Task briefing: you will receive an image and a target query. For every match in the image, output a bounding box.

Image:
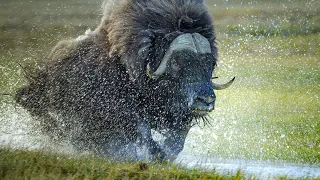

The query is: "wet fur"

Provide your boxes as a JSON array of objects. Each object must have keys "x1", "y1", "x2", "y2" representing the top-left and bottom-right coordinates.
[{"x1": 15, "y1": 0, "x2": 217, "y2": 160}]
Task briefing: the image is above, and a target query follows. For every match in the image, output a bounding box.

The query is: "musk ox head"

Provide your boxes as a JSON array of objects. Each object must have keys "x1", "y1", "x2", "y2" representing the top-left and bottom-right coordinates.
[{"x1": 99, "y1": 0, "x2": 234, "y2": 117}]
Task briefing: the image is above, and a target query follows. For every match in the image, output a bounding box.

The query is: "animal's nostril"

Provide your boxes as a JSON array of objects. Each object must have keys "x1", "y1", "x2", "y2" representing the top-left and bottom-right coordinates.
[{"x1": 197, "y1": 95, "x2": 216, "y2": 104}]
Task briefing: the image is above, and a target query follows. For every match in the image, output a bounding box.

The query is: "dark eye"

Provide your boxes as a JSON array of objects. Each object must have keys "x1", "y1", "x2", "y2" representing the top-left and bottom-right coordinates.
[{"x1": 171, "y1": 59, "x2": 181, "y2": 71}]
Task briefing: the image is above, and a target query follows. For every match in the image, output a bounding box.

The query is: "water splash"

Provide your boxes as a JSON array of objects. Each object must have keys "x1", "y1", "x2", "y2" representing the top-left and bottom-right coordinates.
[
  {"x1": 0, "y1": 102, "x2": 76, "y2": 155},
  {"x1": 1, "y1": 102, "x2": 319, "y2": 179}
]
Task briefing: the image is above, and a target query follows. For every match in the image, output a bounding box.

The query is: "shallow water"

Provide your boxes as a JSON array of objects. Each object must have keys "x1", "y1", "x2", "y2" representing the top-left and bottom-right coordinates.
[
  {"x1": 176, "y1": 154, "x2": 320, "y2": 179},
  {"x1": 1, "y1": 104, "x2": 319, "y2": 179}
]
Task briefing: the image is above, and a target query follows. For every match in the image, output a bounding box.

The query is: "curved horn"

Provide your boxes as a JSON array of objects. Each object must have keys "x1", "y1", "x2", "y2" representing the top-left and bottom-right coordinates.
[
  {"x1": 146, "y1": 63, "x2": 159, "y2": 79},
  {"x1": 192, "y1": 33, "x2": 211, "y2": 54},
  {"x1": 147, "y1": 33, "x2": 196, "y2": 79},
  {"x1": 147, "y1": 33, "x2": 212, "y2": 79},
  {"x1": 212, "y1": 77, "x2": 235, "y2": 90}
]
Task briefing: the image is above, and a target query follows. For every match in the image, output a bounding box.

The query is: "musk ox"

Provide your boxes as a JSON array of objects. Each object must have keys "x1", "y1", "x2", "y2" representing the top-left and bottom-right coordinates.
[{"x1": 15, "y1": 0, "x2": 234, "y2": 161}]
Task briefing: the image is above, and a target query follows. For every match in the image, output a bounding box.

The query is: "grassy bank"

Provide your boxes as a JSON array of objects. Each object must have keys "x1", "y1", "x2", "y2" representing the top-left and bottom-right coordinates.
[
  {"x1": 0, "y1": 0, "x2": 320, "y2": 178},
  {"x1": 0, "y1": 149, "x2": 243, "y2": 179}
]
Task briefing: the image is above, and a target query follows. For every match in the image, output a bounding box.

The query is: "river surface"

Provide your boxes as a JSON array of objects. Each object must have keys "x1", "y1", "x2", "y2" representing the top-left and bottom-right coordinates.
[{"x1": 176, "y1": 153, "x2": 320, "y2": 179}]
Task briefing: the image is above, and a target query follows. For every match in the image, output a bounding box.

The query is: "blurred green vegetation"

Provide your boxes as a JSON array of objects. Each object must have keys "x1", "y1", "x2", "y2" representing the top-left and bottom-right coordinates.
[
  {"x1": 0, "y1": 0, "x2": 319, "y2": 172},
  {"x1": 208, "y1": 0, "x2": 320, "y2": 36}
]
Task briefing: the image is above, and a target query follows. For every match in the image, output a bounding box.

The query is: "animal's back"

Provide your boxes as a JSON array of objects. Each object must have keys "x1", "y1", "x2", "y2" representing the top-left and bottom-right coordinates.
[{"x1": 15, "y1": 32, "x2": 139, "y2": 152}]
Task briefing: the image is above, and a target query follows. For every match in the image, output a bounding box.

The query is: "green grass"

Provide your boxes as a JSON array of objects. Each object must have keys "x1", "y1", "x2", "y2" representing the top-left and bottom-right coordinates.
[
  {"x1": 0, "y1": 0, "x2": 320, "y2": 179},
  {"x1": 0, "y1": 148, "x2": 244, "y2": 180}
]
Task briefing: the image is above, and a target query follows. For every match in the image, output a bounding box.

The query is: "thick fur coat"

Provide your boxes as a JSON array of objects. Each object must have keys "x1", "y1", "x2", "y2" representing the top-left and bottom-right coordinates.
[{"x1": 15, "y1": 0, "x2": 217, "y2": 161}]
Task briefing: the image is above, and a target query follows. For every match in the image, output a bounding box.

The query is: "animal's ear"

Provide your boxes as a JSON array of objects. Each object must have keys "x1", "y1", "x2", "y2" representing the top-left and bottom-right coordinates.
[
  {"x1": 137, "y1": 30, "x2": 154, "y2": 60},
  {"x1": 121, "y1": 29, "x2": 155, "y2": 82}
]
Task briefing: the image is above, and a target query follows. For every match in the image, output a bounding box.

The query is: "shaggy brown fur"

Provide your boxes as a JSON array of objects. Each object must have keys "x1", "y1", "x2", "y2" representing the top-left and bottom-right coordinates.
[{"x1": 15, "y1": 0, "x2": 217, "y2": 161}]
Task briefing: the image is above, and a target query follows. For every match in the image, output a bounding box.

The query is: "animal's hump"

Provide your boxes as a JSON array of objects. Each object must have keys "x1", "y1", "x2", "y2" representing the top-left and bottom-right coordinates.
[
  {"x1": 98, "y1": 0, "x2": 212, "y2": 55},
  {"x1": 101, "y1": 0, "x2": 126, "y2": 19},
  {"x1": 101, "y1": 0, "x2": 205, "y2": 19}
]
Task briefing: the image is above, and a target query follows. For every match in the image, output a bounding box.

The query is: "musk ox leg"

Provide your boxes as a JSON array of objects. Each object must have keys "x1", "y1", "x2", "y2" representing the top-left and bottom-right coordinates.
[
  {"x1": 160, "y1": 126, "x2": 191, "y2": 161},
  {"x1": 136, "y1": 117, "x2": 191, "y2": 162},
  {"x1": 136, "y1": 118, "x2": 166, "y2": 161},
  {"x1": 99, "y1": 117, "x2": 165, "y2": 162},
  {"x1": 102, "y1": 140, "x2": 144, "y2": 162}
]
